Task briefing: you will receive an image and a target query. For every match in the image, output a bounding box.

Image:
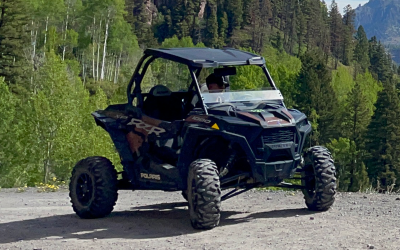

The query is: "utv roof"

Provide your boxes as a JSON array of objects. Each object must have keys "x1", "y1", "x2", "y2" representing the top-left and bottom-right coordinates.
[{"x1": 144, "y1": 48, "x2": 266, "y2": 68}]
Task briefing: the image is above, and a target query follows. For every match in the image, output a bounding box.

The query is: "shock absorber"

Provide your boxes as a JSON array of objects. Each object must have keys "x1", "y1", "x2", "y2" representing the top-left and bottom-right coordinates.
[{"x1": 219, "y1": 147, "x2": 236, "y2": 178}]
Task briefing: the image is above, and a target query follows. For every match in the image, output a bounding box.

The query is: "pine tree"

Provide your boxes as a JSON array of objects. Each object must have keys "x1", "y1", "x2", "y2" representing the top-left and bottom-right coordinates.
[
  {"x1": 351, "y1": 161, "x2": 370, "y2": 192},
  {"x1": 217, "y1": 11, "x2": 228, "y2": 47},
  {"x1": 295, "y1": 49, "x2": 338, "y2": 145},
  {"x1": 0, "y1": 0, "x2": 30, "y2": 86},
  {"x1": 171, "y1": 0, "x2": 190, "y2": 38},
  {"x1": 353, "y1": 25, "x2": 370, "y2": 74},
  {"x1": 132, "y1": 0, "x2": 154, "y2": 45},
  {"x1": 185, "y1": 0, "x2": 201, "y2": 38},
  {"x1": 203, "y1": 0, "x2": 218, "y2": 47},
  {"x1": 369, "y1": 38, "x2": 392, "y2": 83},
  {"x1": 226, "y1": 0, "x2": 243, "y2": 39},
  {"x1": 341, "y1": 5, "x2": 355, "y2": 66},
  {"x1": 304, "y1": 0, "x2": 328, "y2": 53},
  {"x1": 155, "y1": 7, "x2": 173, "y2": 43},
  {"x1": 343, "y1": 81, "x2": 372, "y2": 192},
  {"x1": 344, "y1": 81, "x2": 371, "y2": 146},
  {"x1": 245, "y1": 0, "x2": 272, "y2": 53},
  {"x1": 365, "y1": 82, "x2": 400, "y2": 188},
  {"x1": 295, "y1": 0, "x2": 306, "y2": 56},
  {"x1": 329, "y1": 0, "x2": 343, "y2": 69},
  {"x1": 283, "y1": 0, "x2": 298, "y2": 55}
]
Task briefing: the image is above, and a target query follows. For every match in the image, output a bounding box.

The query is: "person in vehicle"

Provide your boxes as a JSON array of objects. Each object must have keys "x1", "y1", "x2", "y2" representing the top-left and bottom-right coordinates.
[
  {"x1": 205, "y1": 73, "x2": 225, "y2": 93},
  {"x1": 191, "y1": 73, "x2": 225, "y2": 107}
]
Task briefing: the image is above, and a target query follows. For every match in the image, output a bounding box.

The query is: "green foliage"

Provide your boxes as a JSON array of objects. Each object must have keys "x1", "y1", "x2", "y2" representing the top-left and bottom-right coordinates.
[
  {"x1": 326, "y1": 138, "x2": 353, "y2": 190},
  {"x1": 331, "y1": 66, "x2": 355, "y2": 107},
  {"x1": 226, "y1": 0, "x2": 243, "y2": 34},
  {"x1": 0, "y1": 52, "x2": 119, "y2": 188},
  {"x1": 261, "y1": 45, "x2": 301, "y2": 107},
  {"x1": 0, "y1": 0, "x2": 30, "y2": 86},
  {"x1": 326, "y1": 138, "x2": 369, "y2": 192},
  {"x1": 204, "y1": 0, "x2": 219, "y2": 47},
  {"x1": 1, "y1": 0, "x2": 400, "y2": 192},
  {"x1": 230, "y1": 64, "x2": 267, "y2": 90},
  {"x1": 229, "y1": 46, "x2": 301, "y2": 108},
  {"x1": 353, "y1": 26, "x2": 370, "y2": 73},
  {"x1": 295, "y1": 49, "x2": 338, "y2": 145},
  {"x1": 149, "y1": 36, "x2": 204, "y2": 91},
  {"x1": 369, "y1": 37, "x2": 393, "y2": 83},
  {"x1": 0, "y1": 78, "x2": 17, "y2": 185},
  {"x1": 365, "y1": 82, "x2": 400, "y2": 188}
]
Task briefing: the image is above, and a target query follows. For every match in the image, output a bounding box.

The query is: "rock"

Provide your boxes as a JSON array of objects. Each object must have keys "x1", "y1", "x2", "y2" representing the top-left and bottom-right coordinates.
[
  {"x1": 267, "y1": 197, "x2": 272, "y2": 200},
  {"x1": 295, "y1": 215, "x2": 299, "y2": 217},
  {"x1": 367, "y1": 244, "x2": 375, "y2": 249},
  {"x1": 310, "y1": 217, "x2": 314, "y2": 220},
  {"x1": 396, "y1": 197, "x2": 400, "y2": 201}
]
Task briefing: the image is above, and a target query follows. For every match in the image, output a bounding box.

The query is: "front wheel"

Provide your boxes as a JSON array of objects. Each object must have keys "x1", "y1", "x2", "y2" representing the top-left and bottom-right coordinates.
[
  {"x1": 187, "y1": 159, "x2": 221, "y2": 230},
  {"x1": 69, "y1": 156, "x2": 118, "y2": 219},
  {"x1": 301, "y1": 146, "x2": 336, "y2": 211}
]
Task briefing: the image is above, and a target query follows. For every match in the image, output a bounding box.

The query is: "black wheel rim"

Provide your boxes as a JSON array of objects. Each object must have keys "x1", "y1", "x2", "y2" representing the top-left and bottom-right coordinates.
[{"x1": 76, "y1": 173, "x2": 93, "y2": 206}]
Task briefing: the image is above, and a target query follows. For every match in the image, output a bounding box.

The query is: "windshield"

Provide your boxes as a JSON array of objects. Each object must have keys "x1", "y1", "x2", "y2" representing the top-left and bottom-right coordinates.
[{"x1": 201, "y1": 90, "x2": 283, "y2": 105}]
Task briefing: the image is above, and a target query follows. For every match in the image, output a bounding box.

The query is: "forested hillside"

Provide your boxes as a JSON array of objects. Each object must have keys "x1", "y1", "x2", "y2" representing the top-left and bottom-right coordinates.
[
  {"x1": 0, "y1": 0, "x2": 399, "y2": 192},
  {"x1": 355, "y1": 0, "x2": 400, "y2": 64}
]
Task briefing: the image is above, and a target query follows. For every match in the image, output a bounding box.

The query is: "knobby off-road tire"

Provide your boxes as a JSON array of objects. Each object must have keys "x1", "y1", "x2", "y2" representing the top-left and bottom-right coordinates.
[
  {"x1": 301, "y1": 146, "x2": 336, "y2": 211},
  {"x1": 187, "y1": 159, "x2": 221, "y2": 230},
  {"x1": 69, "y1": 156, "x2": 118, "y2": 219}
]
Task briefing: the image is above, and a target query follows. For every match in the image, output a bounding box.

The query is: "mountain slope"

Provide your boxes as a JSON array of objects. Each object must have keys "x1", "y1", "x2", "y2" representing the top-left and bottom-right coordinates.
[
  {"x1": 355, "y1": 0, "x2": 400, "y2": 44},
  {"x1": 355, "y1": 0, "x2": 400, "y2": 63}
]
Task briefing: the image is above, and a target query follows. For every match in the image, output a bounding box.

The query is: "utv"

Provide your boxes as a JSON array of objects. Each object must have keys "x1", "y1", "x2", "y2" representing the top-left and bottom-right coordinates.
[{"x1": 69, "y1": 48, "x2": 336, "y2": 230}]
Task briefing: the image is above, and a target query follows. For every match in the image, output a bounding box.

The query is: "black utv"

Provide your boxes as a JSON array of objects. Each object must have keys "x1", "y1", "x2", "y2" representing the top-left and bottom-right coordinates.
[{"x1": 69, "y1": 47, "x2": 336, "y2": 230}]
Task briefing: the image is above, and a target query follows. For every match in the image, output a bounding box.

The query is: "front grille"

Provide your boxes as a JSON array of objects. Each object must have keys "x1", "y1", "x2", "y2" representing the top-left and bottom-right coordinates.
[{"x1": 262, "y1": 129, "x2": 295, "y2": 144}]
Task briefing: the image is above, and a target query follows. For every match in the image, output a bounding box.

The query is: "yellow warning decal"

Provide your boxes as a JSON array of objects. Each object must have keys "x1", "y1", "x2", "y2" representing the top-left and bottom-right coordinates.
[{"x1": 211, "y1": 123, "x2": 220, "y2": 130}]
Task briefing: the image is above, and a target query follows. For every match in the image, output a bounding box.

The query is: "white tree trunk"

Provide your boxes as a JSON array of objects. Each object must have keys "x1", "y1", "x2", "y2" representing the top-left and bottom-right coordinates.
[
  {"x1": 92, "y1": 17, "x2": 96, "y2": 79},
  {"x1": 114, "y1": 54, "x2": 119, "y2": 83},
  {"x1": 107, "y1": 57, "x2": 112, "y2": 81},
  {"x1": 62, "y1": 1, "x2": 70, "y2": 61},
  {"x1": 100, "y1": 12, "x2": 110, "y2": 81},
  {"x1": 116, "y1": 52, "x2": 122, "y2": 83},
  {"x1": 31, "y1": 20, "x2": 37, "y2": 61},
  {"x1": 96, "y1": 19, "x2": 102, "y2": 81},
  {"x1": 31, "y1": 20, "x2": 37, "y2": 93},
  {"x1": 82, "y1": 52, "x2": 86, "y2": 85},
  {"x1": 44, "y1": 16, "x2": 49, "y2": 56}
]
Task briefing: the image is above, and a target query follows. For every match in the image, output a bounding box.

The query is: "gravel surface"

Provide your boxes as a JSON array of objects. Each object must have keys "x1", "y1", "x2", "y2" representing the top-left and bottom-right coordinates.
[{"x1": 1, "y1": 188, "x2": 400, "y2": 250}]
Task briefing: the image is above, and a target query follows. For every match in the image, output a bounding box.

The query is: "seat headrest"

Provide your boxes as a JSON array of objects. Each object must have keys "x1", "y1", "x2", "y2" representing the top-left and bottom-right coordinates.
[{"x1": 149, "y1": 85, "x2": 172, "y2": 97}]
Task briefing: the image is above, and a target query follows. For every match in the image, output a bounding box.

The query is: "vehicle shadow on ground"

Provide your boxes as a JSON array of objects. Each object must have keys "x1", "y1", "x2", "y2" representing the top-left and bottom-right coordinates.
[{"x1": 0, "y1": 202, "x2": 317, "y2": 244}]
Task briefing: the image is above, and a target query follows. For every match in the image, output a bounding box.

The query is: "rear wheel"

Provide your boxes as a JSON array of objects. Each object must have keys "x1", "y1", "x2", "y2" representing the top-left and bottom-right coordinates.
[
  {"x1": 301, "y1": 146, "x2": 336, "y2": 211},
  {"x1": 187, "y1": 159, "x2": 221, "y2": 230},
  {"x1": 69, "y1": 156, "x2": 118, "y2": 219}
]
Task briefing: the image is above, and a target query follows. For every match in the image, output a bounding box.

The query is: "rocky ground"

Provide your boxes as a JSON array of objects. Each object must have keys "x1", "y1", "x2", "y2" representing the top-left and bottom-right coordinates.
[{"x1": 0, "y1": 188, "x2": 400, "y2": 250}]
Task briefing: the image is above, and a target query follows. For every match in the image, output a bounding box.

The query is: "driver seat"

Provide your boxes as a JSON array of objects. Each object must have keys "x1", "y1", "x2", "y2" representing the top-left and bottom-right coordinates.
[{"x1": 142, "y1": 85, "x2": 184, "y2": 121}]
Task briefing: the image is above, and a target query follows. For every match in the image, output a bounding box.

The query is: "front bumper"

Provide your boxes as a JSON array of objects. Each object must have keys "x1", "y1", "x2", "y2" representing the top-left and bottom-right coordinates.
[{"x1": 252, "y1": 141, "x2": 301, "y2": 184}]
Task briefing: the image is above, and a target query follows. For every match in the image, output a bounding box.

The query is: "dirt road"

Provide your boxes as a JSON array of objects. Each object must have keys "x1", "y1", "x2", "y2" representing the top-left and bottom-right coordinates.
[{"x1": 0, "y1": 188, "x2": 399, "y2": 250}]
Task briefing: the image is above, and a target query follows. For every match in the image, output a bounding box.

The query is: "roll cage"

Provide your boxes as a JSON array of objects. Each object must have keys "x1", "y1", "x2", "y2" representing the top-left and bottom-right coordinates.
[{"x1": 127, "y1": 48, "x2": 279, "y2": 115}]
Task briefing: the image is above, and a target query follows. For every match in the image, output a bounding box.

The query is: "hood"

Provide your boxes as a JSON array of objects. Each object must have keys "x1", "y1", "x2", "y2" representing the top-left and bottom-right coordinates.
[{"x1": 207, "y1": 103, "x2": 296, "y2": 128}]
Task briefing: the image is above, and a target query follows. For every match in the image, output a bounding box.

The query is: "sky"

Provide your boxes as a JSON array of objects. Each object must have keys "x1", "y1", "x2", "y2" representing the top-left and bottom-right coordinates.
[{"x1": 330, "y1": 0, "x2": 369, "y2": 13}]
